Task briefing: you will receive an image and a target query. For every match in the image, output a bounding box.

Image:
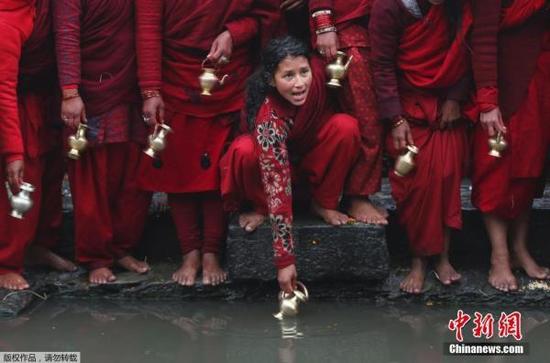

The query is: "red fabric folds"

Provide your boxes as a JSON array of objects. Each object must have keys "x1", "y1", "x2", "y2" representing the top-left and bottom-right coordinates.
[
  {"x1": 397, "y1": 2, "x2": 472, "y2": 90},
  {"x1": 500, "y1": 0, "x2": 547, "y2": 29}
]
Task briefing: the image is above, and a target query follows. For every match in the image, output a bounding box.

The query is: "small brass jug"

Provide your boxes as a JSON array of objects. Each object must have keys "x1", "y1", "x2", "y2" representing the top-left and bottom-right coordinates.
[
  {"x1": 394, "y1": 145, "x2": 419, "y2": 177},
  {"x1": 326, "y1": 51, "x2": 353, "y2": 88},
  {"x1": 5, "y1": 181, "x2": 35, "y2": 219},
  {"x1": 67, "y1": 123, "x2": 89, "y2": 160},
  {"x1": 488, "y1": 132, "x2": 507, "y2": 158},
  {"x1": 144, "y1": 123, "x2": 173, "y2": 158},
  {"x1": 274, "y1": 281, "x2": 309, "y2": 320},
  {"x1": 199, "y1": 59, "x2": 229, "y2": 96}
]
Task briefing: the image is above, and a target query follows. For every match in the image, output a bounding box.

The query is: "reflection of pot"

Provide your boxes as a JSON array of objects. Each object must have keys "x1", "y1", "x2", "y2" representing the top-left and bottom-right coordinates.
[
  {"x1": 67, "y1": 123, "x2": 89, "y2": 160},
  {"x1": 394, "y1": 145, "x2": 419, "y2": 177},
  {"x1": 144, "y1": 123, "x2": 173, "y2": 158},
  {"x1": 199, "y1": 59, "x2": 229, "y2": 96},
  {"x1": 5, "y1": 181, "x2": 35, "y2": 219},
  {"x1": 274, "y1": 282, "x2": 309, "y2": 320},
  {"x1": 326, "y1": 51, "x2": 353, "y2": 88},
  {"x1": 488, "y1": 132, "x2": 507, "y2": 158}
]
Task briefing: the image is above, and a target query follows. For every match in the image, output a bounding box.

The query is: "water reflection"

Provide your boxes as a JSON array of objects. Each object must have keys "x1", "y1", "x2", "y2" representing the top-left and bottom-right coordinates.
[{"x1": 0, "y1": 300, "x2": 548, "y2": 363}]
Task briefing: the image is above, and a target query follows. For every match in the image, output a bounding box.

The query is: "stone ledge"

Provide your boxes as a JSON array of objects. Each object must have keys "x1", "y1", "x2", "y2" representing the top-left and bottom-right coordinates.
[{"x1": 2, "y1": 264, "x2": 550, "y2": 318}]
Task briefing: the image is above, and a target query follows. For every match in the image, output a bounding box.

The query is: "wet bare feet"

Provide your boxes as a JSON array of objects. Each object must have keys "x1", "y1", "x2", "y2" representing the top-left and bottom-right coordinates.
[
  {"x1": 89, "y1": 267, "x2": 116, "y2": 285},
  {"x1": 26, "y1": 245, "x2": 77, "y2": 272},
  {"x1": 0, "y1": 272, "x2": 29, "y2": 290},
  {"x1": 117, "y1": 256, "x2": 150, "y2": 274},
  {"x1": 489, "y1": 257, "x2": 518, "y2": 292},
  {"x1": 348, "y1": 197, "x2": 388, "y2": 225},
  {"x1": 513, "y1": 249, "x2": 550, "y2": 280},
  {"x1": 434, "y1": 258, "x2": 461, "y2": 285},
  {"x1": 172, "y1": 250, "x2": 201, "y2": 286},
  {"x1": 202, "y1": 253, "x2": 227, "y2": 286},
  {"x1": 400, "y1": 257, "x2": 427, "y2": 294},
  {"x1": 239, "y1": 212, "x2": 265, "y2": 232},
  {"x1": 312, "y1": 201, "x2": 350, "y2": 226}
]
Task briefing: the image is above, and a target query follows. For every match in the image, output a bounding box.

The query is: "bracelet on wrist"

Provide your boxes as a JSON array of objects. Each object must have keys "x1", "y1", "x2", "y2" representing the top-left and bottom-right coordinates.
[
  {"x1": 315, "y1": 26, "x2": 337, "y2": 35},
  {"x1": 392, "y1": 116, "x2": 407, "y2": 129},
  {"x1": 62, "y1": 89, "x2": 80, "y2": 101},
  {"x1": 141, "y1": 89, "x2": 161, "y2": 100},
  {"x1": 312, "y1": 9, "x2": 335, "y2": 34}
]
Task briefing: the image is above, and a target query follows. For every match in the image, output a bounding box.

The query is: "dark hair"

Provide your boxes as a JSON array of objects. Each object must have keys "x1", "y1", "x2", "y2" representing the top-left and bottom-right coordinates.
[{"x1": 245, "y1": 36, "x2": 310, "y2": 130}]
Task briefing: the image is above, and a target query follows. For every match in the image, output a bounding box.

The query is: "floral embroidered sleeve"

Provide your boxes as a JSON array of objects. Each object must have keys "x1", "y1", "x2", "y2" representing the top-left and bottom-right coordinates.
[{"x1": 254, "y1": 100, "x2": 296, "y2": 269}]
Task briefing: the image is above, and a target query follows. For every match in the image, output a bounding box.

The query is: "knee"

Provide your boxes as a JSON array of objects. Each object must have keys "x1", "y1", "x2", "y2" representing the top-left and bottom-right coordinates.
[
  {"x1": 228, "y1": 135, "x2": 257, "y2": 168},
  {"x1": 328, "y1": 113, "x2": 361, "y2": 143}
]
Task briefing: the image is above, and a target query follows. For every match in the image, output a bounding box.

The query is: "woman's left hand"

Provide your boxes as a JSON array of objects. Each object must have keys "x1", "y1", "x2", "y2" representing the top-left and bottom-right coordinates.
[{"x1": 207, "y1": 30, "x2": 233, "y2": 65}]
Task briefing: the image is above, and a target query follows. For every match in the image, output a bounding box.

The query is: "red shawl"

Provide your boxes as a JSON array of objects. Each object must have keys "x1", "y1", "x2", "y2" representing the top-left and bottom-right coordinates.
[
  {"x1": 397, "y1": 1, "x2": 473, "y2": 90},
  {"x1": 500, "y1": 0, "x2": 547, "y2": 29}
]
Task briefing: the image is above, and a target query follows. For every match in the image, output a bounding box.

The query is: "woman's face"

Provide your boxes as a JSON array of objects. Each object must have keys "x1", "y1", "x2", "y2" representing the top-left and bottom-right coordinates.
[{"x1": 272, "y1": 56, "x2": 312, "y2": 106}]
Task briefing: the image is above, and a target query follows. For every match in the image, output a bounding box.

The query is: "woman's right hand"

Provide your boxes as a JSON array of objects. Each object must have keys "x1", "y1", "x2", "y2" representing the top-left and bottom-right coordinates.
[
  {"x1": 278, "y1": 264, "x2": 297, "y2": 294},
  {"x1": 391, "y1": 120, "x2": 414, "y2": 151},
  {"x1": 142, "y1": 95, "x2": 165, "y2": 126},
  {"x1": 6, "y1": 159, "x2": 24, "y2": 192},
  {"x1": 480, "y1": 107, "x2": 506, "y2": 137},
  {"x1": 61, "y1": 96, "x2": 86, "y2": 129}
]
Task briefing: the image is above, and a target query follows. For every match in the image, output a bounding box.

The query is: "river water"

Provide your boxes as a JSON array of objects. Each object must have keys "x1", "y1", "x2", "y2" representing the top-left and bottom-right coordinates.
[{"x1": 0, "y1": 299, "x2": 547, "y2": 363}]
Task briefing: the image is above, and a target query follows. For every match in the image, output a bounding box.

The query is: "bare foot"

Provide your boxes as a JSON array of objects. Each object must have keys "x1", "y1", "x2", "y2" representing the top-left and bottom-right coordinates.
[
  {"x1": 0, "y1": 272, "x2": 30, "y2": 290},
  {"x1": 513, "y1": 250, "x2": 550, "y2": 280},
  {"x1": 89, "y1": 267, "x2": 116, "y2": 285},
  {"x1": 488, "y1": 259, "x2": 518, "y2": 292},
  {"x1": 434, "y1": 258, "x2": 461, "y2": 285},
  {"x1": 347, "y1": 197, "x2": 388, "y2": 225},
  {"x1": 311, "y1": 201, "x2": 350, "y2": 226},
  {"x1": 26, "y1": 245, "x2": 77, "y2": 272},
  {"x1": 117, "y1": 256, "x2": 150, "y2": 274},
  {"x1": 172, "y1": 250, "x2": 201, "y2": 286},
  {"x1": 202, "y1": 253, "x2": 227, "y2": 286},
  {"x1": 400, "y1": 257, "x2": 427, "y2": 294},
  {"x1": 238, "y1": 212, "x2": 265, "y2": 232}
]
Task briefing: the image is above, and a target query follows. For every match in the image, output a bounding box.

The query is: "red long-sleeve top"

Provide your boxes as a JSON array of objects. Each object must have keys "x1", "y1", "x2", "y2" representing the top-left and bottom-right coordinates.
[
  {"x1": 135, "y1": 0, "x2": 280, "y2": 118},
  {"x1": 0, "y1": 0, "x2": 35, "y2": 162}
]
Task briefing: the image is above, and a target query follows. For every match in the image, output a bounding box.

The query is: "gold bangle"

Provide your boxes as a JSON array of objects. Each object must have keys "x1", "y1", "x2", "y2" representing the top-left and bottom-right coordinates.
[
  {"x1": 141, "y1": 89, "x2": 161, "y2": 100},
  {"x1": 392, "y1": 117, "x2": 407, "y2": 129},
  {"x1": 312, "y1": 9, "x2": 332, "y2": 18},
  {"x1": 315, "y1": 26, "x2": 337, "y2": 35}
]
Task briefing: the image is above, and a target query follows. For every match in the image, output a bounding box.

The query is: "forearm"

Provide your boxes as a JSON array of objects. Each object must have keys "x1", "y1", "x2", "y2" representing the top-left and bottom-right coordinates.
[
  {"x1": 53, "y1": 0, "x2": 82, "y2": 89},
  {"x1": 135, "y1": 0, "x2": 163, "y2": 91}
]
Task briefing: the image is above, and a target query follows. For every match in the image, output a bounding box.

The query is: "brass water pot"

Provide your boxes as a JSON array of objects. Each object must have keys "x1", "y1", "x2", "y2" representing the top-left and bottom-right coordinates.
[
  {"x1": 273, "y1": 281, "x2": 309, "y2": 320},
  {"x1": 144, "y1": 123, "x2": 173, "y2": 159},
  {"x1": 394, "y1": 145, "x2": 419, "y2": 177},
  {"x1": 326, "y1": 51, "x2": 353, "y2": 88},
  {"x1": 5, "y1": 181, "x2": 35, "y2": 219},
  {"x1": 199, "y1": 59, "x2": 229, "y2": 96},
  {"x1": 67, "y1": 123, "x2": 89, "y2": 160},
  {"x1": 488, "y1": 132, "x2": 507, "y2": 158}
]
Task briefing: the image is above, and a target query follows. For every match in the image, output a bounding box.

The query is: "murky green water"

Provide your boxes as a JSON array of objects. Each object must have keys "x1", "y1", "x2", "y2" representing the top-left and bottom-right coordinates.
[{"x1": 0, "y1": 299, "x2": 548, "y2": 363}]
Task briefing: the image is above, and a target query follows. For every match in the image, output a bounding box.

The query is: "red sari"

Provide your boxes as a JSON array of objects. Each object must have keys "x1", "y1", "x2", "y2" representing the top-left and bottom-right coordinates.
[
  {"x1": 54, "y1": 0, "x2": 150, "y2": 269},
  {"x1": 0, "y1": 0, "x2": 65, "y2": 274},
  {"x1": 470, "y1": 0, "x2": 550, "y2": 219},
  {"x1": 309, "y1": 0, "x2": 382, "y2": 197},
  {"x1": 370, "y1": 0, "x2": 473, "y2": 256}
]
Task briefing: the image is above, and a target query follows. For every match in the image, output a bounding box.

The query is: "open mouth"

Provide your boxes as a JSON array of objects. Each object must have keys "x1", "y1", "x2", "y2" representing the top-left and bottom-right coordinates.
[{"x1": 292, "y1": 89, "x2": 307, "y2": 100}]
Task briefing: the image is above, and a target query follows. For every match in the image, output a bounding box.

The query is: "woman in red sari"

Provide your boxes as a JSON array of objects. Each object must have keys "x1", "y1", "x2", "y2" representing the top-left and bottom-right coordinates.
[
  {"x1": 0, "y1": 0, "x2": 76, "y2": 290},
  {"x1": 54, "y1": 0, "x2": 151, "y2": 284},
  {"x1": 135, "y1": 0, "x2": 280, "y2": 286},
  {"x1": 471, "y1": 0, "x2": 550, "y2": 292},
  {"x1": 221, "y1": 36, "x2": 360, "y2": 292},
  {"x1": 370, "y1": 0, "x2": 473, "y2": 294}
]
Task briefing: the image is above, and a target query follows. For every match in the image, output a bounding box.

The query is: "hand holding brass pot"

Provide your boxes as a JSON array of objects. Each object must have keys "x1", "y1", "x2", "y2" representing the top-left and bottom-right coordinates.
[
  {"x1": 273, "y1": 281, "x2": 309, "y2": 320},
  {"x1": 199, "y1": 58, "x2": 229, "y2": 96},
  {"x1": 394, "y1": 144, "x2": 419, "y2": 177},
  {"x1": 5, "y1": 181, "x2": 35, "y2": 219},
  {"x1": 144, "y1": 123, "x2": 173, "y2": 159},
  {"x1": 67, "y1": 123, "x2": 89, "y2": 160},
  {"x1": 488, "y1": 132, "x2": 507, "y2": 158},
  {"x1": 326, "y1": 51, "x2": 353, "y2": 88}
]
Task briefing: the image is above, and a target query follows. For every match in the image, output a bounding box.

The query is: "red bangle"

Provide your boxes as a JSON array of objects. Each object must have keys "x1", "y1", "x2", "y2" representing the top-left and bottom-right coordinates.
[{"x1": 312, "y1": 10, "x2": 334, "y2": 32}]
